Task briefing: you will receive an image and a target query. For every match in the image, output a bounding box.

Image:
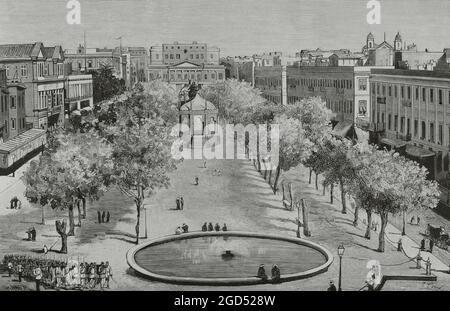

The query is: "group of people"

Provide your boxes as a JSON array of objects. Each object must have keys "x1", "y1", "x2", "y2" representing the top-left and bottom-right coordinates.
[
  {"x1": 3, "y1": 255, "x2": 113, "y2": 291},
  {"x1": 420, "y1": 238, "x2": 434, "y2": 253},
  {"x1": 257, "y1": 264, "x2": 281, "y2": 283},
  {"x1": 410, "y1": 216, "x2": 421, "y2": 226},
  {"x1": 97, "y1": 211, "x2": 111, "y2": 224},
  {"x1": 362, "y1": 219, "x2": 379, "y2": 232},
  {"x1": 176, "y1": 196, "x2": 185, "y2": 210},
  {"x1": 25, "y1": 227, "x2": 37, "y2": 241},
  {"x1": 8, "y1": 196, "x2": 22, "y2": 209},
  {"x1": 175, "y1": 223, "x2": 189, "y2": 235},
  {"x1": 202, "y1": 222, "x2": 227, "y2": 232}
]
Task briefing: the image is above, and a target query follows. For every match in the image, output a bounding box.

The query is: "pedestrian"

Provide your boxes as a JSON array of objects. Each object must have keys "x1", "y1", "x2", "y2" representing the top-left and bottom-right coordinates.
[
  {"x1": 17, "y1": 263, "x2": 23, "y2": 282},
  {"x1": 182, "y1": 223, "x2": 189, "y2": 233},
  {"x1": 175, "y1": 227, "x2": 183, "y2": 235},
  {"x1": 80, "y1": 263, "x2": 86, "y2": 288},
  {"x1": 327, "y1": 280, "x2": 337, "y2": 291},
  {"x1": 176, "y1": 197, "x2": 180, "y2": 210},
  {"x1": 420, "y1": 238, "x2": 425, "y2": 251},
  {"x1": 180, "y1": 197, "x2": 184, "y2": 210},
  {"x1": 7, "y1": 261, "x2": 13, "y2": 277},
  {"x1": 271, "y1": 264, "x2": 281, "y2": 283},
  {"x1": 397, "y1": 238, "x2": 402, "y2": 252},
  {"x1": 410, "y1": 216, "x2": 415, "y2": 224},
  {"x1": 31, "y1": 227, "x2": 36, "y2": 241},
  {"x1": 97, "y1": 211, "x2": 102, "y2": 224},
  {"x1": 214, "y1": 223, "x2": 220, "y2": 231},
  {"x1": 106, "y1": 211, "x2": 110, "y2": 223},
  {"x1": 429, "y1": 239, "x2": 434, "y2": 253},
  {"x1": 257, "y1": 264, "x2": 268, "y2": 281},
  {"x1": 105, "y1": 262, "x2": 112, "y2": 289},
  {"x1": 89, "y1": 263, "x2": 96, "y2": 289},
  {"x1": 194, "y1": 176, "x2": 199, "y2": 186},
  {"x1": 10, "y1": 197, "x2": 14, "y2": 209},
  {"x1": 202, "y1": 222, "x2": 208, "y2": 232},
  {"x1": 102, "y1": 211, "x2": 106, "y2": 223},
  {"x1": 222, "y1": 223, "x2": 228, "y2": 231},
  {"x1": 17, "y1": 199, "x2": 22, "y2": 210},
  {"x1": 426, "y1": 258, "x2": 432, "y2": 276},
  {"x1": 203, "y1": 161, "x2": 207, "y2": 168},
  {"x1": 417, "y1": 216, "x2": 421, "y2": 225},
  {"x1": 43, "y1": 244, "x2": 48, "y2": 255},
  {"x1": 99, "y1": 262, "x2": 106, "y2": 289},
  {"x1": 208, "y1": 222, "x2": 214, "y2": 231},
  {"x1": 33, "y1": 265, "x2": 42, "y2": 291}
]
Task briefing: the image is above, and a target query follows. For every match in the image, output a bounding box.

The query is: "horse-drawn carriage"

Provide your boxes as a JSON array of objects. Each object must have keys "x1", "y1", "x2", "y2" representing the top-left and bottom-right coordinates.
[{"x1": 425, "y1": 224, "x2": 450, "y2": 250}]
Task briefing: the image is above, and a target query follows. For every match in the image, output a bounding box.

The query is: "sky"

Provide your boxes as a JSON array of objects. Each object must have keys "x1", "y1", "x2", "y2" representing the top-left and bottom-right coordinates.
[{"x1": 0, "y1": 0, "x2": 449, "y2": 56}]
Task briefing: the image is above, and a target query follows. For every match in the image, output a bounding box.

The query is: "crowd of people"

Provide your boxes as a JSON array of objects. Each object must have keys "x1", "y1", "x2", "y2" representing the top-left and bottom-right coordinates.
[
  {"x1": 7, "y1": 196, "x2": 22, "y2": 209},
  {"x1": 3, "y1": 254, "x2": 113, "y2": 291},
  {"x1": 97, "y1": 211, "x2": 111, "y2": 224}
]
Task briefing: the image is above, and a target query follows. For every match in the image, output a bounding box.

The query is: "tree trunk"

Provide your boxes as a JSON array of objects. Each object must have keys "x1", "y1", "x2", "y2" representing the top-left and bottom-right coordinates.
[
  {"x1": 288, "y1": 182, "x2": 294, "y2": 211},
  {"x1": 315, "y1": 173, "x2": 319, "y2": 190},
  {"x1": 378, "y1": 212, "x2": 389, "y2": 252},
  {"x1": 302, "y1": 199, "x2": 311, "y2": 236},
  {"x1": 340, "y1": 180, "x2": 347, "y2": 214},
  {"x1": 76, "y1": 202, "x2": 82, "y2": 227},
  {"x1": 67, "y1": 204, "x2": 75, "y2": 236},
  {"x1": 330, "y1": 184, "x2": 334, "y2": 204},
  {"x1": 365, "y1": 210, "x2": 372, "y2": 239},
  {"x1": 82, "y1": 198, "x2": 86, "y2": 219},
  {"x1": 41, "y1": 205, "x2": 45, "y2": 225},
  {"x1": 273, "y1": 166, "x2": 281, "y2": 195},
  {"x1": 55, "y1": 220, "x2": 68, "y2": 254},
  {"x1": 135, "y1": 200, "x2": 141, "y2": 245},
  {"x1": 322, "y1": 182, "x2": 326, "y2": 196},
  {"x1": 268, "y1": 169, "x2": 273, "y2": 186},
  {"x1": 353, "y1": 201, "x2": 359, "y2": 227},
  {"x1": 402, "y1": 210, "x2": 406, "y2": 236},
  {"x1": 309, "y1": 168, "x2": 312, "y2": 184}
]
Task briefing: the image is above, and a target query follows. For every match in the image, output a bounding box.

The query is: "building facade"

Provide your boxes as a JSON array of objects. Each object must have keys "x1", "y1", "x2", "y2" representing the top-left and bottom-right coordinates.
[
  {"x1": 115, "y1": 47, "x2": 148, "y2": 85},
  {"x1": 370, "y1": 69, "x2": 450, "y2": 180},
  {"x1": 0, "y1": 43, "x2": 66, "y2": 131},
  {"x1": 148, "y1": 42, "x2": 225, "y2": 89},
  {"x1": 65, "y1": 74, "x2": 93, "y2": 118}
]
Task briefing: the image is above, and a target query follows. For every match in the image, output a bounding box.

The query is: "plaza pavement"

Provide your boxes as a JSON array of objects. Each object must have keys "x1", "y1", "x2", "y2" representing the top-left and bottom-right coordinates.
[{"x1": 2, "y1": 153, "x2": 447, "y2": 291}]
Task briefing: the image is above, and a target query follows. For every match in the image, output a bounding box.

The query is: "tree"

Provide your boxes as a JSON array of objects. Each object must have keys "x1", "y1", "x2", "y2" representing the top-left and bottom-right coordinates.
[
  {"x1": 106, "y1": 87, "x2": 179, "y2": 244},
  {"x1": 22, "y1": 156, "x2": 56, "y2": 225},
  {"x1": 271, "y1": 114, "x2": 315, "y2": 194},
  {"x1": 355, "y1": 149, "x2": 439, "y2": 252},
  {"x1": 322, "y1": 138, "x2": 355, "y2": 214},
  {"x1": 91, "y1": 64, "x2": 126, "y2": 104}
]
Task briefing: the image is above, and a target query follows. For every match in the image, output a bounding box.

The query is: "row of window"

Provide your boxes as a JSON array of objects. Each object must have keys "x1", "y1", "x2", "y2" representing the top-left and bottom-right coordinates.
[
  {"x1": 165, "y1": 46, "x2": 205, "y2": 50},
  {"x1": 326, "y1": 98, "x2": 354, "y2": 115},
  {"x1": 3, "y1": 117, "x2": 26, "y2": 133},
  {"x1": 163, "y1": 53, "x2": 215, "y2": 60},
  {"x1": 69, "y1": 83, "x2": 93, "y2": 99},
  {"x1": 290, "y1": 77, "x2": 355, "y2": 90},
  {"x1": 37, "y1": 89, "x2": 64, "y2": 110},
  {"x1": 375, "y1": 112, "x2": 450, "y2": 145},
  {"x1": 0, "y1": 93, "x2": 24, "y2": 112},
  {"x1": 149, "y1": 71, "x2": 224, "y2": 81},
  {"x1": 372, "y1": 82, "x2": 450, "y2": 105}
]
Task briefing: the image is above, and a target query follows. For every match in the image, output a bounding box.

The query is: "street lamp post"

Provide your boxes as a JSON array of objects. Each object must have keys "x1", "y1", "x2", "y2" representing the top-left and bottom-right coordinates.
[
  {"x1": 143, "y1": 204, "x2": 148, "y2": 239},
  {"x1": 296, "y1": 201, "x2": 301, "y2": 238},
  {"x1": 337, "y1": 244, "x2": 345, "y2": 291}
]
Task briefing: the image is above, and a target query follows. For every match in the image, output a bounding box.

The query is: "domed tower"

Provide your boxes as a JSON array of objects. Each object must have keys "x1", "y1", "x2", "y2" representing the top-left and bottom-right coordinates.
[
  {"x1": 394, "y1": 32, "x2": 402, "y2": 51},
  {"x1": 367, "y1": 32, "x2": 375, "y2": 49}
]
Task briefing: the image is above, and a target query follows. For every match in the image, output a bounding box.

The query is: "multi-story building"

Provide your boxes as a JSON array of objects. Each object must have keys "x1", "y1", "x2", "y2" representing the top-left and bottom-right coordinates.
[
  {"x1": 370, "y1": 69, "x2": 450, "y2": 180},
  {"x1": 64, "y1": 45, "x2": 126, "y2": 81},
  {"x1": 64, "y1": 74, "x2": 93, "y2": 118},
  {"x1": 363, "y1": 32, "x2": 397, "y2": 67},
  {"x1": 148, "y1": 41, "x2": 225, "y2": 89},
  {"x1": 114, "y1": 47, "x2": 148, "y2": 85},
  {"x1": 0, "y1": 68, "x2": 46, "y2": 175},
  {"x1": 0, "y1": 42, "x2": 66, "y2": 131}
]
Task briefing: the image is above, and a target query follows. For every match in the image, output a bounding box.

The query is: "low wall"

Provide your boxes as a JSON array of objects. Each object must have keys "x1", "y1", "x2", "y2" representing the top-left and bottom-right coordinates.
[{"x1": 126, "y1": 231, "x2": 334, "y2": 286}]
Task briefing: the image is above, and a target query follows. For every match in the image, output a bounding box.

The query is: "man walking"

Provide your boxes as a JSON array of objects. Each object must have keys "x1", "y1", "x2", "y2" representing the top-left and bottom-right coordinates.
[
  {"x1": 97, "y1": 211, "x2": 102, "y2": 224},
  {"x1": 180, "y1": 197, "x2": 184, "y2": 210},
  {"x1": 101, "y1": 211, "x2": 106, "y2": 223},
  {"x1": 17, "y1": 263, "x2": 23, "y2": 282},
  {"x1": 106, "y1": 211, "x2": 110, "y2": 223},
  {"x1": 327, "y1": 280, "x2": 337, "y2": 291},
  {"x1": 105, "y1": 262, "x2": 112, "y2": 289}
]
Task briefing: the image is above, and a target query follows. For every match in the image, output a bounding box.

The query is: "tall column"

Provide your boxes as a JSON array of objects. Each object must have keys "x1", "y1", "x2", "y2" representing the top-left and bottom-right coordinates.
[{"x1": 281, "y1": 65, "x2": 287, "y2": 106}]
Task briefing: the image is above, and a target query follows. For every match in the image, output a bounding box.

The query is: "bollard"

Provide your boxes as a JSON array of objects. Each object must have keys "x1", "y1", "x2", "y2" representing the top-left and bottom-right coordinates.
[
  {"x1": 416, "y1": 253, "x2": 422, "y2": 269},
  {"x1": 426, "y1": 259, "x2": 432, "y2": 276}
]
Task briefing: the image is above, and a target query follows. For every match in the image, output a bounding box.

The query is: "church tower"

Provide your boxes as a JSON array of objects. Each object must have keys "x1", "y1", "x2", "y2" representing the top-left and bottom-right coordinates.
[
  {"x1": 394, "y1": 32, "x2": 403, "y2": 51},
  {"x1": 367, "y1": 32, "x2": 375, "y2": 49}
]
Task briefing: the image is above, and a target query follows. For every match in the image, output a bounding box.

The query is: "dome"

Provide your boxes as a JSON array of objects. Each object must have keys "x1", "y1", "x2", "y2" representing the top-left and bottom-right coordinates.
[
  {"x1": 367, "y1": 32, "x2": 374, "y2": 39},
  {"x1": 395, "y1": 32, "x2": 402, "y2": 41}
]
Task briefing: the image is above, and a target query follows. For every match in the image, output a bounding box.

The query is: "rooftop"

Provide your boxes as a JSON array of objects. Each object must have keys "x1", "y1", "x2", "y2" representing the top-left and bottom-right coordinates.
[
  {"x1": 0, "y1": 43, "x2": 42, "y2": 59},
  {"x1": 371, "y1": 69, "x2": 450, "y2": 79}
]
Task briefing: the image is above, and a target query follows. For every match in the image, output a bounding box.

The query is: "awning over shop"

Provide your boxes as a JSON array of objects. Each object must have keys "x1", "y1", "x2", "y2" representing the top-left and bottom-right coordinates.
[
  {"x1": 379, "y1": 137, "x2": 407, "y2": 149},
  {"x1": 0, "y1": 129, "x2": 46, "y2": 154},
  {"x1": 332, "y1": 121, "x2": 353, "y2": 138},
  {"x1": 406, "y1": 145, "x2": 435, "y2": 159}
]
